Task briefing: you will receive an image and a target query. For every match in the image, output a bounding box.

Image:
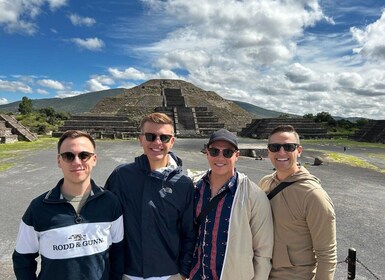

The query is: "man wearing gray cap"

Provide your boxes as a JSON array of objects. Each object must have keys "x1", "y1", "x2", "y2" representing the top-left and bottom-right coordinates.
[{"x1": 188, "y1": 128, "x2": 274, "y2": 280}]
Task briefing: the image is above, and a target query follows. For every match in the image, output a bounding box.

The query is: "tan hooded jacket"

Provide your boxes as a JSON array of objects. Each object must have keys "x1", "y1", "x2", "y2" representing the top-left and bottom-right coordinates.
[{"x1": 259, "y1": 167, "x2": 337, "y2": 280}]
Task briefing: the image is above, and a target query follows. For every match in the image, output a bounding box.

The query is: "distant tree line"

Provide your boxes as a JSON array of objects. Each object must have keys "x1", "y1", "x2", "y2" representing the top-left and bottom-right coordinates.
[
  {"x1": 302, "y1": 111, "x2": 369, "y2": 134},
  {"x1": 15, "y1": 96, "x2": 70, "y2": 134}
]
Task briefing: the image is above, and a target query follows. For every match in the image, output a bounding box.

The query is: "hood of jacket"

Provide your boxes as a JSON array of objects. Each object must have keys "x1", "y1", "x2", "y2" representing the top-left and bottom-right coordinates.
[
  {"x1": 271, "y1": 166, "x2": 320, "y2": 185},
  {"x1": 135, "y1": 151, "x2": 183, "y2": 182}
]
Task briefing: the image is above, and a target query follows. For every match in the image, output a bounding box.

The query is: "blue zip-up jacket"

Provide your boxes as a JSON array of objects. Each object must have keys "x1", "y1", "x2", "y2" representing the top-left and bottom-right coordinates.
[
  {"x1": 12, "y1": 179, "x2": 124, "y2": 280},
  {"x1": 105, "y1": 152, "x2": 195, "y2": 278}
]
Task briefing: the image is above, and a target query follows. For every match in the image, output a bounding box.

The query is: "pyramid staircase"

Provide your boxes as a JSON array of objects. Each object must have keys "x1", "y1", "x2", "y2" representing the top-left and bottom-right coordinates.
[{"x1": 0, "y1": 114, "x2": 37, "y2": 142}]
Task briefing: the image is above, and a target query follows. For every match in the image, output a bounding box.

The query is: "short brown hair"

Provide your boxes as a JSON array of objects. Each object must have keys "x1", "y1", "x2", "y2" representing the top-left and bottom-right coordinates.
[
  {"x1": 268, "y1": 125, "x2": 300, "y2": 143},
  {"x1": 139, "y1": 112, "x2": 174, "y2": 134},
  {"x1": 57, "y1": 130, "x2": 96, "y2": 153}
]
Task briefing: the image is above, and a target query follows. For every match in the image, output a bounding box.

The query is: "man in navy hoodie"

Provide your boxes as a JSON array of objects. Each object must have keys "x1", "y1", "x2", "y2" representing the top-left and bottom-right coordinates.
[{"x1": 105, "y1": 112, "x2": 195, "y2": 280}]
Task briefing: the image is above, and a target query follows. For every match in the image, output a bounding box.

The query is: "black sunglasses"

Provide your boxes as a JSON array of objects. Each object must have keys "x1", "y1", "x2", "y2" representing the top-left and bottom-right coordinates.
[
  {"x1": 59, "y1": 151, "x2": 95, "y2": 163},
  {"x1": 267, "y1": 143, "x2": 299, "y2": 153},
  {"x1": 207, "y1": 147, "x2": 237, "y2": 158},
  {"x1": 142, "y1": 132, "x2": 173, "y2": 143}
]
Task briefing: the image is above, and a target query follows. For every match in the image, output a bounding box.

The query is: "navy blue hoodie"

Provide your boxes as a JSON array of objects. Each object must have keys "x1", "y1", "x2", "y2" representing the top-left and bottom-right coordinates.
[{"x1": 105, "y1": 152, "x2": 195, "y2": 278}]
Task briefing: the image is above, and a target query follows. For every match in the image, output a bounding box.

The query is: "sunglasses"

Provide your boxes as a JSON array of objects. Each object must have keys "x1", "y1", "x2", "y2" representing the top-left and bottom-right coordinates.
[
  {"x1": 59, "y1": 151, "x2": 95, "y2": 163},
  {"x1": 267, "y1": 143, "x2": 299, "y2": 153},
  {"x1": 142, "y1": 132, "x2": 173, "y2": 143},
  {"x1": 207, "y1": 147, "x2": 237, "y2": 158}
]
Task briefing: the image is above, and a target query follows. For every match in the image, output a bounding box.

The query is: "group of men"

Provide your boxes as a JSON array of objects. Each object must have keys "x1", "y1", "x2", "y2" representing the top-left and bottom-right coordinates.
[{"x1": 12, "y1": 112, "x2": 337, "y2": 280}]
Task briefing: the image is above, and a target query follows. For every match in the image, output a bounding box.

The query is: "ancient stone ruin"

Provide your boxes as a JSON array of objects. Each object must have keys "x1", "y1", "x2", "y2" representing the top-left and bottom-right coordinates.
[
  {"x1": 240, "y1": 118, "x2": 328, "y2": 139},
  {"x1": 55, "y1": 79, "x2": 330, "y2": 141},
  {"x1": 56, "y1": 79, "x2": 254, "y2": 139},
  {"x1": 351, "y1": 120, "x2": 385, "y2": 143},
  {"x1": 0, "y1": 114, "x2": 38, "y2": 143}
]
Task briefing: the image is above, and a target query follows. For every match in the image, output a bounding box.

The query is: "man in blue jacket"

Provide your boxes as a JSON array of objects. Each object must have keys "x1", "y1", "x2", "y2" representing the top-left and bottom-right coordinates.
[
  {"x1": 12, "y1": 130, "x2": 124, "y2": 280},
  {"x1": 105, "y1": 112, "x2": 195, "y2": 280}
]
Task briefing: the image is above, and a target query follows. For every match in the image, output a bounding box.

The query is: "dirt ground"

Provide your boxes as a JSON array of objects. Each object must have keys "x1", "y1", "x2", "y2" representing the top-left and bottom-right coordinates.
[{"x1": 1, "y1": 138, "x2": 384, "y2": 280}]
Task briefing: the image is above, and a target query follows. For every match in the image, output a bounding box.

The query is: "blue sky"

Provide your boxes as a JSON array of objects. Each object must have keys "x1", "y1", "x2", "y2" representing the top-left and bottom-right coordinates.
[{"x1": 1, "y1": 0, "x2": 385, "y2": 119}]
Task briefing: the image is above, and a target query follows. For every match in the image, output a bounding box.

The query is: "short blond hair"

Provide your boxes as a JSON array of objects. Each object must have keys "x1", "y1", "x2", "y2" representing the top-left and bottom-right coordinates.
[{"x1": 139, "y1": 112, "x2": 174, "y2": 134}]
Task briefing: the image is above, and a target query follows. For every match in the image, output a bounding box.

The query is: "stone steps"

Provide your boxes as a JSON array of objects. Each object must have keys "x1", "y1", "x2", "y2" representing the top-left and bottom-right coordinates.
[
  {"x1": 352, "y1": 120, "x2": 385, "y2": 143},
  {"x1": 240, "y1": 118, "x2": 328, "y2": 139},
  {"x1": 0, "y1": 114, "x2": 37, "y2": 142}
]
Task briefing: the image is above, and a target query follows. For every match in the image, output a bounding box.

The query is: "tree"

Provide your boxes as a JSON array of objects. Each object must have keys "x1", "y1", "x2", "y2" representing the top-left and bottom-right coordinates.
[
  {"x1": 314, "y1": 112, "x2": 334, "y2": 124},
  {"x1": 18, "y1": 96, "x2": 33, "y2": 115}
]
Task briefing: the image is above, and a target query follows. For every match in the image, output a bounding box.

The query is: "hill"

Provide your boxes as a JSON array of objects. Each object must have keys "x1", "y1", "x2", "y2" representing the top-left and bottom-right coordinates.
[
  {"x1": 0, "y1": 87, "x2": 284, "y2": 119},
  {"x1": 0, "y1": 88, "x2": 126, "y2": 114},
  {"x1": 231, "y1": 100, "x2": 297, "y2": 118}
]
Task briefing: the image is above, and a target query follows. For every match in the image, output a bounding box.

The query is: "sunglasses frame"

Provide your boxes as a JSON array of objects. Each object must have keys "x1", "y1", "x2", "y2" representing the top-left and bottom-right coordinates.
[
  {"x1": 59, "y1": 151, "x2": 95, "y2": 163},
  {"x1": 207, "y1": 147, "x2": 237, "y2": 158},
  {"x1": 267, "y1": 143, "x2": 299, "y2": 153},
  {"x1": 142, "y1": 132, "x2": 173, "y2": 143}
]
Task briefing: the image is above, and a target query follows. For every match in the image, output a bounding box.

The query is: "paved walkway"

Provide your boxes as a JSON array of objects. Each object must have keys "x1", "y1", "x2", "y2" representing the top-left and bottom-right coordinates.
[{"x1": 1, "y1": 138, "x2": 384, "y2": 279}]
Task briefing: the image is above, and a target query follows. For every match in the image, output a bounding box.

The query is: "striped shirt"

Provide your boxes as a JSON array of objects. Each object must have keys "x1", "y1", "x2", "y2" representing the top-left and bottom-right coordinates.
[{"x1": 190, "y1": 171, "x2": 237, "y2": 280}]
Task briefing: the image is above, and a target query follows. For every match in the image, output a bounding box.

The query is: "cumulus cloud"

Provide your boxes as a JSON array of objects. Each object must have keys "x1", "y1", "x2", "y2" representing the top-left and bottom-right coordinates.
[
  {"x1": 86, "y1": 76, "x2": 113, "y2": 92},
  {"x1": 108, "y1": 67, "x2": 148, "y2": 80},
  {"x1": 0, "y1": 79, "x2": 32, "y2": 93},
  {"x1": 68, "y1": 14, "x2": 96, "y2": 26},
  {"x1": 285, "y1": 63, "x2": 315, "y2": 83},
  {"x1": 56, "y1": 90, "x2": 83, "y2": 98},
  {"x1": 0, "y1": 98, "x2": 9, "y2": 105},
  {"x1": 121, "y1": 0, "x2": 384, "y2": 119},
  {"x1": 36, "y1": 89, "x2": 49, "y2": 95},
  {"x1": 37, "y1": 79, "x2": 65, "y2": 90},
  {"x1": 351, "y1": 10, "x2": 385, "y2": 60},
  {"x1": 139, "y1": 0, "x2": 325, "y2": 68},
  {"x1": 0, "y1": 0, "x2": 67, "y2": 34},
  {"x1": 71, "y1": 37, "x2": 105, "y2": 51}
]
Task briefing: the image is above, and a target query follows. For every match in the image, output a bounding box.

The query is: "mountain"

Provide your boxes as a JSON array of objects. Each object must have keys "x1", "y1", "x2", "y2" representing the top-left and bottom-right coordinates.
[
  {"x1": 0, "y1": 87, "x2": 284, "y2": 119},
  {"x1": 0, "y1": 88, "x2": 127, "y2": 114},
  {"x1": 231, "y1": 100, "x2": 297, "y2": 118}
]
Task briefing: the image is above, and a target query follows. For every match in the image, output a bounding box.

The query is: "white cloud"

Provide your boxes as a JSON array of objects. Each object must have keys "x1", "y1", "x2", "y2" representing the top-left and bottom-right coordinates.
[
  {"x1": 47, "y1": 0, "x2": 67, "y2": 11},
  {"x1": 37, "y1": 79, "x2": 65, "y2": 90},
  {"x1": 36, "y1": 89, "x2": 49, "y2": 95},
  {"x1": 71, "y1": 37, "x2": 105, "y2": 51},
  {"x1": 0, "y1": 97, "x2": 9, "y2": 105},
  {"x1": 121, "y1": 1, "x2": 385, "y2": 119},
  {"x1": 68, "y1": 13, "x2": 96, "y2": 26},
  {"x1": 351, "y1": 10, "x2": 385, "y2": 60},
  {"x1": 0, "y1": 0, "x2": 67, "y2": 34},
  {"x1": 55, "y1": 91, "x2": 82, "y2": 98},
  {"x1": 0, "y1": 79, "x2": 32, "y2": 93},
  {"x1": 86, "y1": 78, "x2": 111, "y2": 92},
  {"x1": 285, "y1": 63, "x2": 315, "y2": 83},
  {"x1": 108, "y1": 67, "x2": 148, "y2": 80}
]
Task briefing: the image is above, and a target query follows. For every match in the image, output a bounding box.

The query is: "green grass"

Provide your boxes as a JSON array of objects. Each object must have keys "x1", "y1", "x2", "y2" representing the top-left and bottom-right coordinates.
[
  {"x1": 325, "y1": 152, "x2": 383, "y2": 172},
  {"x1": 0, "y1": 136, "x2": 57, "y2": 172},
  {"x1": 302, "y1": 139, "x2": 385, "y2": 172},
  {"x1": 302, "y1": 138, "x2": 385, "y2": 149}
]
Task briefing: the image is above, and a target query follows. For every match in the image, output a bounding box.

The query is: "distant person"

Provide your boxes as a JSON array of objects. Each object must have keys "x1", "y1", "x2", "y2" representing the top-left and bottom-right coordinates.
[
  {"x1": 105, "y1": 112, "x2": 195, "y2": 280},
  {"x1": 188, "y1": 128, "x2": 274, "y2": 280},
  {"x1": 12, "y1": 130, "x2": 124, "y2": 280},
  {"x1": 259, "y1": 125, "x2": 337, "y2": 280}
]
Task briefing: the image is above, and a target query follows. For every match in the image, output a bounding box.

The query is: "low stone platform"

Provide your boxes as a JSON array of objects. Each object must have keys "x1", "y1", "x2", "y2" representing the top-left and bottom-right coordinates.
[{"x1": 238, "y1": 143, "x2": 268, "y2": 158}]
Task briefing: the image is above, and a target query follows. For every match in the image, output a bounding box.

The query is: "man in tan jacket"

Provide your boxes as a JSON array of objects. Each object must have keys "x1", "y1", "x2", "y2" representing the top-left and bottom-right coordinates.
[{"x1": 259, "y1": 125, "x2": 337, "y2": 280}]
